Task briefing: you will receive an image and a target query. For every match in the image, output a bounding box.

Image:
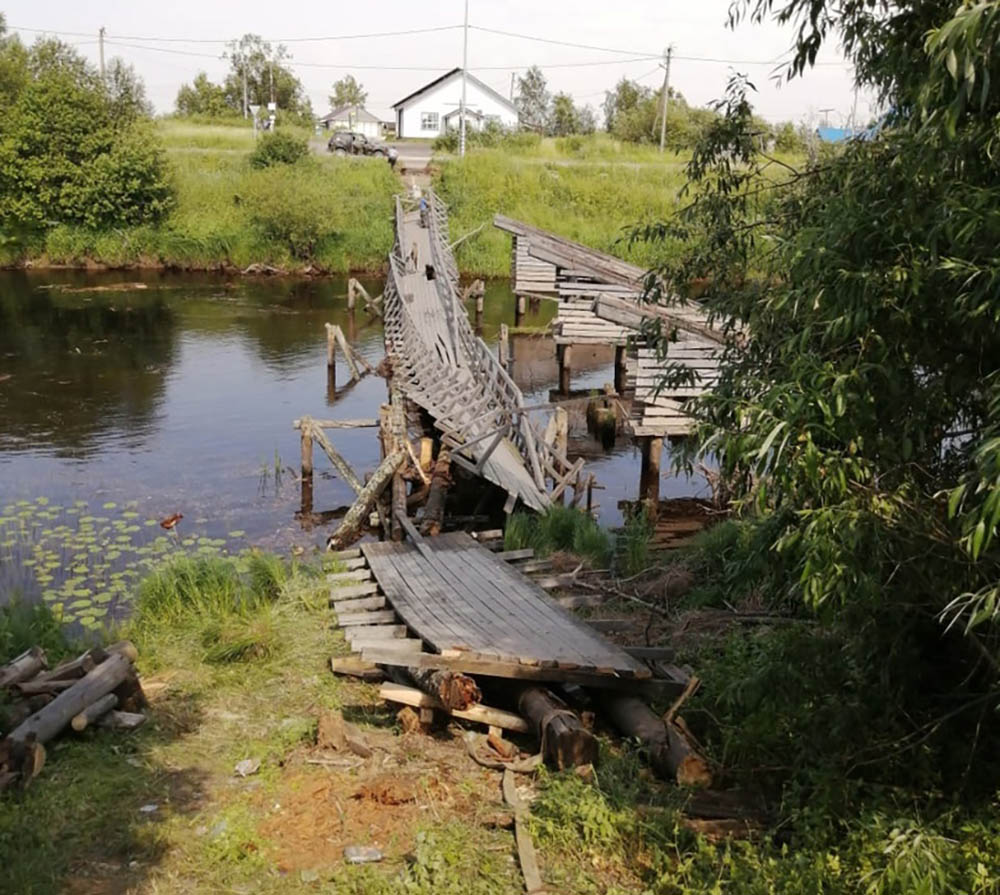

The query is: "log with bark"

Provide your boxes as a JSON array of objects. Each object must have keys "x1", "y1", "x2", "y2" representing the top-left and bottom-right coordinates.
[
  {"x1": 516, "y1": 685, "x2": 598, "y2": 769},
  {"x1": 591, "y1": 691, "x2": 712, "y2": 786},
  {"x1": 0, "y1": 642, "x2": 146, "y2": 790},
  {"x1": 326, "y1": 448, "x2": 406, "y2": 550},
  {"x1": 419, "y1": 448, "x2": 451, "y2": 536},
  {"x1": 408, "y1": 668, "x2": 482, "y2": 711}
]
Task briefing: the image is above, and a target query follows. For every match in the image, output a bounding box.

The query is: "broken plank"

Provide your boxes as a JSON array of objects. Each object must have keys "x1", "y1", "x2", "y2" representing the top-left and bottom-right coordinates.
[
  {"x1": 330, "y1": 656, "x2": 385, "y2": 682},
  {"x1": 336, "y1": 610, "x2": 398, "y2": 627},
  {"x1": 379, "y1": 683, "x2": 530, "y2": 734},
  {"x1": 495, "y1": 548, "x2": 534, "y2": 561}
]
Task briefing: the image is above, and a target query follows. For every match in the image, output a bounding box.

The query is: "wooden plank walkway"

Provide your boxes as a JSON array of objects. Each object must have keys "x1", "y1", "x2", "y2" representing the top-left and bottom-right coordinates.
[
  {"x1": 383, "y1": 193, "x2": 581, "y2": 511},
  {"x1": 361, "y1": 532, "x2": 649, "y2": 681}
]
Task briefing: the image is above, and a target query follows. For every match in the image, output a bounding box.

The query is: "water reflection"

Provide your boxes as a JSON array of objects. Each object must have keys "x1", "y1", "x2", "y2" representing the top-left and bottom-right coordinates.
[{"x1": 0, "y1": 271, "x2": 706, "y2": 573}]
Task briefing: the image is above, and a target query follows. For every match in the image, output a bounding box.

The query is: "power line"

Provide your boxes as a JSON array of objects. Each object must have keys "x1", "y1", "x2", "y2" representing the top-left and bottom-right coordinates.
[
  {"x1": 8, "y1": 23, "x2": 463, "y2": 44},
  {"x1": 469, "y1": 25, "x2": 657, "y2": 57}
]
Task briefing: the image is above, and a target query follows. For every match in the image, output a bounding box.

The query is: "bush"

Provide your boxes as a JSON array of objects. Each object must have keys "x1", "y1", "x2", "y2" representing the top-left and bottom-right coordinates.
[
  {"x1": 248, "y1": 130, "x2": 309, "y2": 169},
  {"x1": 239, "y1": 161, "x2": 342, "y2": 261},
  {"x1": 433, "y1": 122, "x2": 541, "y2": 153},
  {"x1": 504, "y1": 506, "x2": 612, "y2": 567}
]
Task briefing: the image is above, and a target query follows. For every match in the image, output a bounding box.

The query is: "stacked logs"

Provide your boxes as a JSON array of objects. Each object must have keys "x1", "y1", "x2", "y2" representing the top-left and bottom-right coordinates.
[{"x1": 0, "y1": 642, "x2": 146, "y2": 790}]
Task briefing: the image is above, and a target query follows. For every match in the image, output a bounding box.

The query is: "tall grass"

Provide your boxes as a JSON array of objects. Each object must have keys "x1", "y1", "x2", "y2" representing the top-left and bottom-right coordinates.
[
  {"x1": 617, "y1": 508, "x2": 653, "y2": 577},
  {"x1": 434, "y1": 148, "x2": 689, "y2": 276},
  {"x1": 504, "y1": 506, "x2": 612, "y2": 567},
  {"x1": 129, "y1": 552, "x2": 304, "y2": 665}
]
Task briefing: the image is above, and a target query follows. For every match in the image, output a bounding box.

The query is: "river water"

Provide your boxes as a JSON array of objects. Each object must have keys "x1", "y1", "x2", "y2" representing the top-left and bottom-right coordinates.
[{"x1": 0, "y1": 271, "x2": 704, "y2": 624}]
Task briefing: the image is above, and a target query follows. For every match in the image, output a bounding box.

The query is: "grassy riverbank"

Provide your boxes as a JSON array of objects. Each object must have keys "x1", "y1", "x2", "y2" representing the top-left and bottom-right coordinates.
[
  {"x1": 3, "y1": 120, "x2": 398, "y2": 275},
  {"x1": 4, "y1": 517, "x2": 1000, "y2": 892},
  {"x1": 434, "y1": 146, "x2": 690, "y2": 277}
]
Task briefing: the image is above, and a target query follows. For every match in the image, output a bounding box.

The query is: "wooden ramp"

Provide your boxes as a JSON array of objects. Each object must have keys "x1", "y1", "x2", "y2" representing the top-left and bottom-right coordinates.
[{"x1": 358, "y1": 532, "x2": 650, "y2": 688}]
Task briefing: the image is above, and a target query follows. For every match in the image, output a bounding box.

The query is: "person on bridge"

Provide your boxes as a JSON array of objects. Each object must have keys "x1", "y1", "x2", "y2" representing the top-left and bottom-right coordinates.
[{"x1": 419, "y1": 195, "x2": 429, "y2": 228}]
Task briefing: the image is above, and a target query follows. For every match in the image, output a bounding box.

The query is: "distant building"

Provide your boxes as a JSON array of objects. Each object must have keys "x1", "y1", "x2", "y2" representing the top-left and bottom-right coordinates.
[
  {"x1": 392, "y1": 68, "x2": 518, "y2": 139},
  {"x1": 318, "y1": 105, "x2": 382, "y2": 139}
]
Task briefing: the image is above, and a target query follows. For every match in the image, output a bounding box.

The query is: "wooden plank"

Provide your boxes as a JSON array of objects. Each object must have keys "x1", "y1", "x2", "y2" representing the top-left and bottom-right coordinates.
[
  {"x1": 327, "y1": 569, "x2": 373, "y2": 583},
  {"x1": 327, "y1": 557, "x2": 367, "y2": 573},
  {"x1": 495, "y1": 548, "x2": 534, "y2": 561},
  {"x1": 344, "y1": 624, "x2": 408, "y2": 640},
  {"x1": 329, "y1": 581, "x2": 380, "y2": 600},
  {"x1": 379, "y1": 682, "x2": 530, "y2": 734},
  {"x1": 336, "y1": 609, "x2": 398, "y2": 627},
  {"x1": 332, "y1": 595, "x2": 386, "y2": 613},
  {"x1": 327, "y1": 548, "x2": 362, "y2": 560},
  {"x1": 350, "y1": 637, "x2": 424, "y2": 654},
  {"x1": 361, "y1": 646, "x2": 669, "y2": 692}
]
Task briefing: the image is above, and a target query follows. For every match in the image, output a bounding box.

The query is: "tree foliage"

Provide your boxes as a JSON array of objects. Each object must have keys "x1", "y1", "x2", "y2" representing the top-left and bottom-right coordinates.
[
  {"x1": 175, "y1": 72, "x2": 232, "y2": 118},
  {"x1": 514, "y1": 65, "x2": 550, "y2": 132},
  {"x1": 643, "y1": 0, "x2": 1000, "y2": 656},
  {"x1": 0, "y1": 37, "x2": 171, "y2": 233},
  {"x1": 223, "y1": 34, "x2": 312, "y2": 122},
  {"x1": 248, "y1": 130, "x2": 309, "y2": 169},
  {"x1": 328, "y1": 74, "x2": 366, "y2": 109}
]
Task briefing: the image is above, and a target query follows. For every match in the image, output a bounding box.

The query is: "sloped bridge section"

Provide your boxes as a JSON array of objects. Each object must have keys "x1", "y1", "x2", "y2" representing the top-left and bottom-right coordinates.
[{"x1": 382, "y1": 193, "x2": 582, "y2": 512}]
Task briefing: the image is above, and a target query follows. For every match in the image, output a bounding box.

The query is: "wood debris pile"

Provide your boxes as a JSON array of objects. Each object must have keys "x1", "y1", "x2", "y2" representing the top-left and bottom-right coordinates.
[{"x1": 0, "y1": 641, "x2": 147, "y2": 791}]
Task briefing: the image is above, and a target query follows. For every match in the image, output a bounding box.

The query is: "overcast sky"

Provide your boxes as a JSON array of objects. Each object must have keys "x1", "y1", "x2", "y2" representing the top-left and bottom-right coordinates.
[{"x1": 2, "y1": 0, "x2": 872, "y2": 127}]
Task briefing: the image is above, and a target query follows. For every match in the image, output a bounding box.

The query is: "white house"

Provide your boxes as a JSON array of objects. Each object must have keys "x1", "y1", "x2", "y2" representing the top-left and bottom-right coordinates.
[
  {"x1": 392, "y1": 68, "x2": 518, "y2": 139},
  {"x1": 317, "y1": 105, "x2": 383, "y2": 139}
]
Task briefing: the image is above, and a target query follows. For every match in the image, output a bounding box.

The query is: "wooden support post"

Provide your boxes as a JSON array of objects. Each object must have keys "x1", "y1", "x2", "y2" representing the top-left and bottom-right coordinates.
[
  {"x1": 557, "y1": 344, "x2": 572, "y2": 395},
  {"x1": 614, "y1": 345, "x2": 627, "y2": 394},
  {"x1": 328, "y1": 323, "x2": 361, "y2": 382},
  {"x1": 420, "y1": 448, "x2": 451, "y2": 536},
  {"x1": 553, "y1": 406, "x2": 568, "y2": 504},
  {"x1": 515, "y1": 293, "x2": 526, "y2": 326},
  {"x1": 347, "y1": 278, "x2": 357, "y2": 311},
  {"x1": 327, "y1": 448, "x2": 406, "y2": 549},
  {"x1": 326, "y1": 322, "x2": 336, "y2": 369},
  {"x1": 639, "y1": 436, "x2": 663, "y2": 514},
  {"x1": 300, "y1": 422, "x2": 314, "y2": 480},
  {"x1": 499, "y1": 323, "x2": 510, "y2": 372}
]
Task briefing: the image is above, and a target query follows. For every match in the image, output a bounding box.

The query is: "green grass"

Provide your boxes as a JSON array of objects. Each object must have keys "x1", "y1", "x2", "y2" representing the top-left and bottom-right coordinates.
[
  {"x1": 434, "y1": 146, "x2": 689, "y2": 277},
  {"x1": 504, "y1": 505, "x2": 613, "y2": 568},
  {"x1": 23, "y1": 121, "x2": 398, "y2": 274}
]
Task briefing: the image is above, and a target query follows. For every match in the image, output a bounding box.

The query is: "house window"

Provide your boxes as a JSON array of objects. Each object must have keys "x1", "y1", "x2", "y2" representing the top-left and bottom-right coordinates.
[{"x1": 421, "y1": 112, "x2": 440, "y2": 131}]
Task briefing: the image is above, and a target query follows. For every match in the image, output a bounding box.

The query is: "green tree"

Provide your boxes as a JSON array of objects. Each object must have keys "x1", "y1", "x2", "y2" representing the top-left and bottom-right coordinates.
[
  {"x1": 514, "y1": 65, "x2": 549, "y2": 132},
  {"x1": 0, "y1": 38, "x2": 171, "y2": 232},
  {"x1": 175, "y1": 72, "x2": 232, "y2": 117},
  {"x1": 642, "y1": 0, "x2": 1000, "y2": 653},
  {"x1": 603, "y1": 77, "x2": 648, "y2": 132},
  {"x1": 329, "y1": 74, "x2": 366, "y2": 109},
  {"x1": 223, "y1": 33, "x2": 311, "y2": 122},
  {"x1": 0, "y1": 14, "x2": 28, "y2": 110},
  {"x1": 548, "y1": 92, "x2": 579, "y2": 136}
]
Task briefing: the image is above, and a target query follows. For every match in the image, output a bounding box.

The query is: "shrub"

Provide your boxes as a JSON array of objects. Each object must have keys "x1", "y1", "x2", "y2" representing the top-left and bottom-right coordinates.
[
  {"x1": 504, "y1": 506, "x2": 612, "y2": 567},
  {"x1": 248, "y1": 130, "x2": 309, "y2": 169},
  {"x1": 239, "y1": 162, "x2": 343, "y2": 261}
]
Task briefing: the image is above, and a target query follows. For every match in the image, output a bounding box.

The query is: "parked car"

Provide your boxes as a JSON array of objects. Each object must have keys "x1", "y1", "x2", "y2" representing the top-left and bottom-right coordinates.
[{"x1": 327, "y1": 131, "x2": 397, "y2": 166}]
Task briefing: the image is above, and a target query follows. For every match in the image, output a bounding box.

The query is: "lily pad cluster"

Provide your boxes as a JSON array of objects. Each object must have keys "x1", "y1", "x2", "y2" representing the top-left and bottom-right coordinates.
[{"x1": 0, "y1": 497, "x2": 247, "y2": 630}]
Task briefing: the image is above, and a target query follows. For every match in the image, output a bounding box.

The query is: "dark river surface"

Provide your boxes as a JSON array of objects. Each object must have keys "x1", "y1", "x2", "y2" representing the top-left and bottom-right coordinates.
[{"x1": 0, "y1": 271, "x2": 704, "y2": 625}]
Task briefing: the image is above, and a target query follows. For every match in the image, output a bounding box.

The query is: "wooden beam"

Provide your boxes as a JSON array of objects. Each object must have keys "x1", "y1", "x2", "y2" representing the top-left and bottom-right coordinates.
[{"x1": 379, "y1": 682, "x2": 530, "y2": 733}]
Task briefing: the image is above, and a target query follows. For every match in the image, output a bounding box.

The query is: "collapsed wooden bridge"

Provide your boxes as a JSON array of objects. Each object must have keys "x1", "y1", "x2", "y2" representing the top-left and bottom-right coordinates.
[{"x1": 382, "y1": 193, "x2": 583, "y2": 512}]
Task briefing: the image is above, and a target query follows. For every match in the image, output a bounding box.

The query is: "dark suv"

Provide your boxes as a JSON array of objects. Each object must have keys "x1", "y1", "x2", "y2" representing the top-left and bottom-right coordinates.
[{"x1": 327, "y1": 131, "x2": 397, "y2": 165}]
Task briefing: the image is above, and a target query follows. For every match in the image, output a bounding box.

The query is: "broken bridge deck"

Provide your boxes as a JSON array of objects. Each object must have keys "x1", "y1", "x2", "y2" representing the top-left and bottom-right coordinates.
[{"x1": 360, "y1": 532, "x2": 649, "y2": 684}]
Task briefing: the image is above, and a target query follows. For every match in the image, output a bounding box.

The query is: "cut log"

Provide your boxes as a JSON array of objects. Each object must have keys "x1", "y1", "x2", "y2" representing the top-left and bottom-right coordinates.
[
  {"x1": 516, "y1": 686, "x2": 598, "y2": 769},
  {"x1": 15, "y1": 678, "x2": 76, "y2": 697},
  {"x1": 9, "y1": 652, "x2": 133, "y2": 746},
  {"x1": 591, "y1": 691, "x2": 712, "y2": 787},
  {"x1": 0, "y1": 647, "x2": 47, "y2": 688},
  {"x1": 34, "y1": 649, "x2": 100, "y2": 684},
  {"x1": 419, "y1": 448, "x2": 451, "y2": 536},
  {"x1": 409, "y1": 668, "x2": 481, "y2": 711},
  {"x1": 326, "y1": 448, "x2": 406, "y2": 550},
  {"x1": 71, "y1": 693, "x2": 119, "y2": 732}
]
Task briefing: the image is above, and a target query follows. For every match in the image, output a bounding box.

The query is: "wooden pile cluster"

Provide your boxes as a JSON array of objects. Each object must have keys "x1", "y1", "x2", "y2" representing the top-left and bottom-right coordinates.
[
  {"x1": 0, "y1": 641, "x2": 146, "y2": 790},
  {"x1": 328, "y1": 533, "x2": 712, "y2": 788}
]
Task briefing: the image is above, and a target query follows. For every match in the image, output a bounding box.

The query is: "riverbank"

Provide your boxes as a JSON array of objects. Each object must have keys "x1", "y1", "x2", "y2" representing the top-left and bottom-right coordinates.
[{"x1": 0, "y1": 122, "x2": 703, "y2": 278}]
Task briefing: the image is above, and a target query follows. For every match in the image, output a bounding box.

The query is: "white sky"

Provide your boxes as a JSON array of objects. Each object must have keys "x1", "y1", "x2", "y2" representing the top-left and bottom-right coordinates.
[{"x1": 2, "y1": 0, "x2": 872, "y2": 126}]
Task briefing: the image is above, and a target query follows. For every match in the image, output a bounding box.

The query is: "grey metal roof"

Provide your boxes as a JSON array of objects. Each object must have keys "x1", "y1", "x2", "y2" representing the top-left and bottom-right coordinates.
[{"x1": 319, "y1": 105, "x2": 383, "y2": 124}]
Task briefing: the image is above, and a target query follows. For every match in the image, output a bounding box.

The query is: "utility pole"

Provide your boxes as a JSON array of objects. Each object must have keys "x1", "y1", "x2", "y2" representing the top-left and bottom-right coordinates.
[
  {"x1": 510, "y1": 71, "x2": 516, "y2": 102},
  {"x1": 243, "y1": 61, "x2": 249, "y2": 119},
  {"x1": 98, "y1": 26, "x2": 106, "y2": 80},
  {"x1": 658, "y1": 45, "x2": 672, "y2": 153},
  {"x1": 460, "y1": 0, "x2": 469, "y2": 157}
]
